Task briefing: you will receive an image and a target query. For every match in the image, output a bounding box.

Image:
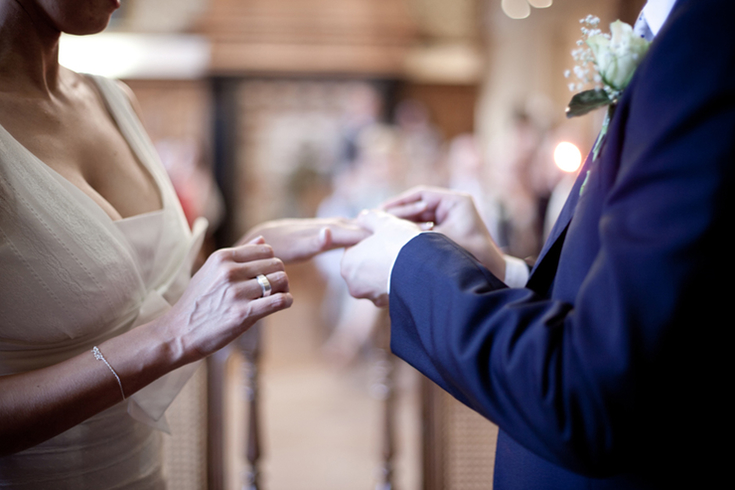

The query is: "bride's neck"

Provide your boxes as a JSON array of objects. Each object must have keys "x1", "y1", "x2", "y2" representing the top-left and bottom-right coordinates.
[{"x1": 0, "y1": 0, "x2": 64, "y2": 96}]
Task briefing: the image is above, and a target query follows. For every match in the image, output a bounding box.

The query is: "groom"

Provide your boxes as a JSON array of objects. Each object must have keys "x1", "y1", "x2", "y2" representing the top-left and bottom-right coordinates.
[{"x1": 341, "y1": 0, "x2": 732, "y2": 488}]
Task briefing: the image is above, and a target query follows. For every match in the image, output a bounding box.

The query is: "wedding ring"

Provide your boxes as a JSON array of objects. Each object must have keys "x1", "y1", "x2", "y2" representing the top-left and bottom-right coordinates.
[{"x1": 256, "y1": 274, "x2": 272, "y2": 298}]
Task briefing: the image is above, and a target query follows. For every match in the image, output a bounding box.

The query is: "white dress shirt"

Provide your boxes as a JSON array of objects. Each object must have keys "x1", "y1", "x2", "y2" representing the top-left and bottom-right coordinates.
[{"x1": 641, "y1": 0, "x2": 677, "y2": 36}]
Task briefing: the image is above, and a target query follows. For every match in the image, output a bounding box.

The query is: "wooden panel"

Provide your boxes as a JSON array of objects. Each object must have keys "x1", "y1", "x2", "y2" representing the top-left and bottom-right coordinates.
[
  {"x1": 195, "y1": 0, "x2": 417, "y2": 75},
  {"x1": 398, "y1": 83, "x2": 479, "y2": 140},
  {"x1": 422, "y1": 380, "x2": 499, "y2": 490},
  {"x1": 209, "y1": 44, "x2": 412, "y2": 77},
  {"x1": 162, "y1": 365, "x2": 209, "y2": 490},
  {"x1": 122, "y1": 79, "x2": 212, "y2": 144},
  {"x1": 617, "y1": 0, "x2": 647, "y2": 24}
]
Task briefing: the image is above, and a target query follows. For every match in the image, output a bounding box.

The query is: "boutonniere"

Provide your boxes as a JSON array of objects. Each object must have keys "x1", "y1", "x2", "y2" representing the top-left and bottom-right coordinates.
[{"x1": 565, "y1": 16, "x2": 651, "y2": 160}]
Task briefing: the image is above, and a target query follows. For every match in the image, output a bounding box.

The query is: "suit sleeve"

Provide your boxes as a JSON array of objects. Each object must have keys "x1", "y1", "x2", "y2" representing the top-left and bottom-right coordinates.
[{"x1": 388, "y1": 0, "x2": 734, "y2": 477}]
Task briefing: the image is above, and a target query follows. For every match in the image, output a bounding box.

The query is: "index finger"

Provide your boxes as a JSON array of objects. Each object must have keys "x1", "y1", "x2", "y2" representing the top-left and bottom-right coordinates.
[
  {"x1": 381, "y1": 187, "x2": 426, "y2": 210},
  {"x1": 327, "y1": 222, "x2": 372, "y2": 247},
  {"x1": 385, "y1": 201, "x2": 431, "y2": 221},
  {"x1": 228, "y1": 243, "x2": 275, "y2": 262}
]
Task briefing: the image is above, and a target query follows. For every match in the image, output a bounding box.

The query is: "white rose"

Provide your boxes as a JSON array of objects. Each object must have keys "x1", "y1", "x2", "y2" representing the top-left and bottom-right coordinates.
[{"x1": 586, "y1": 20, "x2": 650, "y2": 91}]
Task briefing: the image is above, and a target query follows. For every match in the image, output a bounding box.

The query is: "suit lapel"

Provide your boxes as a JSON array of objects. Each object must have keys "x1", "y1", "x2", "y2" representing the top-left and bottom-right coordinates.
[
  {"x1": 528, "y1": 151, "x2": 592, "y2": 280},
  {"x1": 525, "y1": 0, "x2": 689, "y2": 289}
]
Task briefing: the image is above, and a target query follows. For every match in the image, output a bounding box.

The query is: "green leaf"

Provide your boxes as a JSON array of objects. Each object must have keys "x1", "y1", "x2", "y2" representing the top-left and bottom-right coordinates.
[{"x1": 565, "y1": 89, "x2": 611, "y2": 118}]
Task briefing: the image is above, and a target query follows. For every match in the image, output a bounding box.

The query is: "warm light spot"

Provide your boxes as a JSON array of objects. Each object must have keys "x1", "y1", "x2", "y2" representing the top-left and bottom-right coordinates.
[
  {"x1": 554, "y1": 142, "x2": 583, "y2": 173},
  {"x1": 502, "y1": 0, "x2": 531, "y2": 19},
  {"x1": 59, "y1": 33, "x2": 209, "y2": 79},
  {"x1": 528, "y1": 0, "x2": 553, "y2": 8}
]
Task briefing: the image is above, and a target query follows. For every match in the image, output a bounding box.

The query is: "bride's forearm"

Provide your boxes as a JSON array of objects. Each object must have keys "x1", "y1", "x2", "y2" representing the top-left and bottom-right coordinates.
[
  {"x1": 0, "y1": 319, "x2": 179, "y2": 457},
  {"x1": 0, "y1": 242, "x2": 292, "y2": 457}
]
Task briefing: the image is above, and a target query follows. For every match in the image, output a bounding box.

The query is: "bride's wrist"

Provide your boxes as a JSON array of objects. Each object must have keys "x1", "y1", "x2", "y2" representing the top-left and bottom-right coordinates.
[{"x1": 139, "y1": 315, "x2": 190, "y2": 372}]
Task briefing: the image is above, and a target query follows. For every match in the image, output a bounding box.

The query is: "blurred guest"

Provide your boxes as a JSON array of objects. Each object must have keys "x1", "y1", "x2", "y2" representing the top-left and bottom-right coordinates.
[
  {"x1": 446, "y1": 133, "x2": 505, "y2": 248},
  {"x1": 490, "y1": 109, "x2": 546, "y2": 258},
  {"x1": 316, "y1": 124, "x2": 406, "y2": 364},
  {"x1": 394, "y1": 99, "x2": 443, "y2": 189}
]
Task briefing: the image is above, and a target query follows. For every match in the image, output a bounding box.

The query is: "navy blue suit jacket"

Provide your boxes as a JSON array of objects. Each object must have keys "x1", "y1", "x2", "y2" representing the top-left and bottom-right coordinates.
[{"x1": 389, "y1": 1, "x2": 733, "y2": 488}]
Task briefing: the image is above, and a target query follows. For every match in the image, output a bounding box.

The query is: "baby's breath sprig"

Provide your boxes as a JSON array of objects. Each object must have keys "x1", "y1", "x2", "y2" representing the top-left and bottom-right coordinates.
[
  {"x1": 565, "y1": 15, "x2": 606, "y2": 93},
  {"x1": 565, "y1": 16, "x2": 650, "y2": 160}
]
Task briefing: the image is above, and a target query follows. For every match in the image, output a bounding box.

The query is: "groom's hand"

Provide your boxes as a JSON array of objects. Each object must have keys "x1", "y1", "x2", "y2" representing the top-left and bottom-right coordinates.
[
  {"x1": 341, "y1": 210, "x2": 422, "y2": 307},
  {"x1": 382, "y1": 186, "x2": 506, "y2": 279}
]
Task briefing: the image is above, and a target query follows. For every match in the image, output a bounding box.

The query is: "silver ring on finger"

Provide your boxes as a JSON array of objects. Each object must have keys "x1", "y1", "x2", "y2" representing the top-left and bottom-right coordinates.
[{"x1": 256, "y1": 274, "x2": 272, "y2": 298}]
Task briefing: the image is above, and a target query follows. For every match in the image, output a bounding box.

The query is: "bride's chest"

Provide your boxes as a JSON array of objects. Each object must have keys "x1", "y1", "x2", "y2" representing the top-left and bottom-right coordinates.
[{"x1": 0, "y1": 96, "x2": 162, "y2": 221}]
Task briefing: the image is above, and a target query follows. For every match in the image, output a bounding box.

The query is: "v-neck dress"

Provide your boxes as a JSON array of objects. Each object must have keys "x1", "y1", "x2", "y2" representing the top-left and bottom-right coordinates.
[{"x1": 0, "y1": 75, "x2": 207, "y2": 489}]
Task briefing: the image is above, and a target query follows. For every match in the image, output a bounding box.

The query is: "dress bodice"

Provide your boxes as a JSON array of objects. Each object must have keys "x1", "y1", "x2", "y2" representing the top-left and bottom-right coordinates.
[{"x1": 0, "y1": 75, "x2": 207, "y2": 488}]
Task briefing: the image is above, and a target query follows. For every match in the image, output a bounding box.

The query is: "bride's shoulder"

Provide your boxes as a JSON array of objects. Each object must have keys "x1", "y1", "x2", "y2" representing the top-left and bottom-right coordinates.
[
  {"x1": 69, "y1": 72, "x2": 146, "y2": 129},
  {"x1": 114, "y1": 79, "x2": 146, "y2": 120}
]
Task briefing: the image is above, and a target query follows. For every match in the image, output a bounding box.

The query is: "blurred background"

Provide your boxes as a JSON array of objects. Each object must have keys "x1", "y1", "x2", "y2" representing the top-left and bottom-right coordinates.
[{"x1": 60, "y1": 0, "x2": 645, "y2": 488}]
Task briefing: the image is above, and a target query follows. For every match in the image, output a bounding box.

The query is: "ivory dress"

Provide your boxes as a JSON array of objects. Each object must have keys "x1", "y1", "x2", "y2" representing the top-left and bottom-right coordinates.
[{"x1": 0, "y1": 75, "x2": 207, "y2": 488}]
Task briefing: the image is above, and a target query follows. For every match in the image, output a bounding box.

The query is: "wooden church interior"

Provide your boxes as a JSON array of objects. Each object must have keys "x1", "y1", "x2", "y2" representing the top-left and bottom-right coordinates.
[{"x1": 60, "y1": 0, "x2": 646, "y2": 488}]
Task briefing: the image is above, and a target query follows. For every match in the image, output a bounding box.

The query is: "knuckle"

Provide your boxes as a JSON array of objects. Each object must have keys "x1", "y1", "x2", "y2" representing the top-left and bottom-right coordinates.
[
  {"x1": 274, "y1": 293, "x2": 293, "y2": 309},
  {"x1": 220, "y1": 264, "x2": 238, "y2": 283},
  {"x1": 271, "y1": 294, "x2": 287, "y2": 309},
  {"x1": 271, "y1": 271, "x2": 288, "y2": 284},
  {"x1": 210, "y1": 248, "x2": 230, "y2": 265},
  {"x1": 239, "y1": 301, "x2": 255, "y2": 323},
  {"x1": 346, "y1": 283, "x2": 362, "y2": 298},
  {"x1": 272, "y1": 257, "x2": 285, "y2": 270}
]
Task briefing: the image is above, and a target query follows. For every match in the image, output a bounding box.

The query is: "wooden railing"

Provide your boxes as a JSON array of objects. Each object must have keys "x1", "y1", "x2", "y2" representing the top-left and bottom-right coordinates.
[
  {"x1": 207, "y1": 316, "x2": 404, "y2": 490},
  {"x1": 239, "y1": 324, "x2": 263, "y2": 490},
  {"x1": 374, "y1": 313, "x2": 397, "y2": 490}
]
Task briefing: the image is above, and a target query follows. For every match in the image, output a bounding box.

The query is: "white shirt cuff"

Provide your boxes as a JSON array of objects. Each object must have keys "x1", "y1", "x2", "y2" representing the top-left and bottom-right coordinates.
[{"x1": 503, "y1": 255, "x2": 529, "y2": 288}]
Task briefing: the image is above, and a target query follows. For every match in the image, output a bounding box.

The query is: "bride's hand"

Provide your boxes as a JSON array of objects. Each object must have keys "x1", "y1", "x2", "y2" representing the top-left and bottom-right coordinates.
[
  {"x1": 0, "y1": 237, "x2": 290, "y2": 456},
  {"x1": 160, "y1": 237, "x2": 292, "y2": 364},
  {"x1": 239, "y1": 218, "x2": 371, "y2": 264}
]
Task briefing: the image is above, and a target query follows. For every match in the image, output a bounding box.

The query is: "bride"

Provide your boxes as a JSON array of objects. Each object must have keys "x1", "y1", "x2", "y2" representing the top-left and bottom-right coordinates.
[{"x1": 0, "y1": 0, "x2": 368, "y2": 487}]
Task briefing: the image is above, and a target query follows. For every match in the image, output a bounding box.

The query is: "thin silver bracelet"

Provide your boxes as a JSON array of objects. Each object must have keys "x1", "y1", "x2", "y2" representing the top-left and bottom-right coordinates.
[{"x1": 92, "y1": 346, "x2": 126, "y2": 400}]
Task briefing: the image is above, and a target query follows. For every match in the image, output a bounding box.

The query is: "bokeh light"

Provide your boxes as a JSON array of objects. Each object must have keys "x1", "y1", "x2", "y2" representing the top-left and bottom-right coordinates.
[
  {"x1": 528, "y1": 0, "x2": 553, "y2": 9},
  {"x1": 554, "y1": 142, "x2": 583, "y2": 173},
  {"x1": 502, "y1": 0, "x2": 531, "y2": 19}
]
